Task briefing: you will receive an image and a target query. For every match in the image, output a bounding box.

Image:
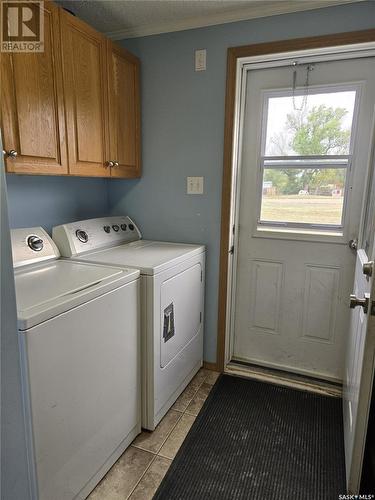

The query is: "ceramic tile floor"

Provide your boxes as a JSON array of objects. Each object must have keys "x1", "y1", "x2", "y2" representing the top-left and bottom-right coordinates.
[{"x1": 87, "y1": 368, "x2": 220, "y2": 500}]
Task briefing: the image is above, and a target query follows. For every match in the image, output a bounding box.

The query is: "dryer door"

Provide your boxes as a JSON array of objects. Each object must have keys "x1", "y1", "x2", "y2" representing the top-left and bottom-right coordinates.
[{"x1": 160, "y1": 263, "x2": 202, "y2": 368}]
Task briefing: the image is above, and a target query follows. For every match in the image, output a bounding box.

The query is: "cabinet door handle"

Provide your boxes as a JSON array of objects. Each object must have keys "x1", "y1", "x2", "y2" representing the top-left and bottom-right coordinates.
[
  {"x1": 4, "y1": 149, "x2": 18, "y2": 159},
  {"x1": 113, "y1": 161, "x2": 119, "y2": 167},
  {"x1": 106, "y1": 160, "x2": 114, "y2": 168}
]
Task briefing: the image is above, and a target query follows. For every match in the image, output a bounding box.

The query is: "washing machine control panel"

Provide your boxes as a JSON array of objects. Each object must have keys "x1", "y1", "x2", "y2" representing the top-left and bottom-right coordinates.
[
  {"x1": 11, "y1": 227, "x2": 60, "y2": 268},
  {"x1": 52, "y1": 216, "x2": 142, "y2": 257}
]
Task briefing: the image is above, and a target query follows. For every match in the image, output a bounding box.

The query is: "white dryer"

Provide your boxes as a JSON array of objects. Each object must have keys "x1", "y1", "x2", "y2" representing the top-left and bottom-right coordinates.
[
  {"x1": 53, "y1": 216, "x2": 205, "y2": 430},
  {"x1": 12, "y1": 227, "x2": 141, "y2": 500}
]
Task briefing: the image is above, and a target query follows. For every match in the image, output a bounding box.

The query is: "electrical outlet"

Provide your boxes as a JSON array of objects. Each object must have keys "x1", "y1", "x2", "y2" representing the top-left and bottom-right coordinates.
[
  {"x1": 195, "y1": 49, "x2": 206, "y2": 71},
  {"x1": 187, "y1": 177, "x2": 204, "y2": 195}
]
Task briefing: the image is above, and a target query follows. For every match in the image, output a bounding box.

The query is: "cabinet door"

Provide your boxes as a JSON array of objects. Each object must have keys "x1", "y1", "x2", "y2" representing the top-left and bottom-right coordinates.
[
  {"x1": 107, "y1": 42, "x2": 141, "y2": 178},
  {"x1": 1, "y1": 1, "x2": 68, "y2": 175},
  {"x1": 61, "y1": 11, "x2": 109, "y2": 177}
]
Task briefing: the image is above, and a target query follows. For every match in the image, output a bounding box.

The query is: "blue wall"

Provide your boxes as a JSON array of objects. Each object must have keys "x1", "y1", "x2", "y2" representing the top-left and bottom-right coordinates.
[
  {"x1": 109, "y1": 1, "x2": 375, "y2": 363},
  {"x1": 7, "y1": 175, "x2": 109, "y2": 233}
]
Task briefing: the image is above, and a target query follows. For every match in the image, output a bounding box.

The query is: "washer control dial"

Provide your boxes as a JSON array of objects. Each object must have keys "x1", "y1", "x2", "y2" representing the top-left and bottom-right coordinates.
[
  {"x1": 120, "y1": 223, "x2": 127, "y2": 231},
  {"x1": 112, "y1": 224, "x2": 119, "y2": 232},
  {"x1": 76, "y1": 229, "x2": 88, "y2": 243},
  {"x1": 27, "y1": 235, "x2": 44, "y2": 252},
  {"x1": 103, "y1": 225, "x2": 111, "y2": 233},
  {"x1": 128, "y1": 223, "x2": 135, "y2": 231}
]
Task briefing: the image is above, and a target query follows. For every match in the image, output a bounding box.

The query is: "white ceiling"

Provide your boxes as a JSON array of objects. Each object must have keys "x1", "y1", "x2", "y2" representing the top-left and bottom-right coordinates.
[{"x1": 56, "y1": 0, "x2": 363, "y2": 39}]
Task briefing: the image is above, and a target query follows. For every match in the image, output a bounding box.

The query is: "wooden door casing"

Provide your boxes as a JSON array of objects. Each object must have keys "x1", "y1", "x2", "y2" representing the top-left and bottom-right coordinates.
[
  {"x1": 107, "y1": 42, "x2": 141, "y2": 178},
  {"x1": 60, "y1": 11, "x2": 109, "y2": 177},
  {"x1": 1, "y1": 1, "x2": 68, "y2": 175}
]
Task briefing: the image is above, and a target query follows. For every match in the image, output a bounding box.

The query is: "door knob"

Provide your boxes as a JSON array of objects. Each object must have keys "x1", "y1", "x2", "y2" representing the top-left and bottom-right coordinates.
[
  {"x1": 113, "y1": 161, "x2": 119, "y2": 167},
  {"x1": 349, "y1": 293, "x2": 369, "y2": 313},
  {"x1": 106, "y1": 160, "x2": 114, "y2": 168}
]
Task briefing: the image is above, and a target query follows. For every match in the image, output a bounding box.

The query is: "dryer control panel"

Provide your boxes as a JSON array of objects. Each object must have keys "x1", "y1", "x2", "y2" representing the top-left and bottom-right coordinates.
[
  {"x1": 11, "y1": 227, "x2": 60, "y2": 268},
  {"x1": 52, "y1": 216, "x2": 142, "y2": 257}
]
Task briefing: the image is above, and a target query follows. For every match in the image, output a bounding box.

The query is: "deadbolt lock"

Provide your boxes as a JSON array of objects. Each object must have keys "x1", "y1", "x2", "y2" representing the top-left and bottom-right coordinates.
[{"x1": 349, "y1": 239, "x2": 358, "y2": 251}]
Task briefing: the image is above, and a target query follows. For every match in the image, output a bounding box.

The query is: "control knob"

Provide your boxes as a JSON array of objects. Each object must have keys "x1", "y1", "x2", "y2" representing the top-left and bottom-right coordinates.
[
  {"x1": 27, "y1": 235, "x2": 43, "y2": 252},
  {"x1": 112, "y1": 224, "x2": 119, "y2": 232},
  {"x1": 103, "y1": 225, "x2": 111, "y2": 233},
  {"x1": 121, "y1": 223, "x2": 127, "y2": 231},
  {"x1": 128, "y1": 224, "x2": 134, "y2": 231},
  {"x1": 76, "y1": 229, "x2": 88, "y2": 243}
]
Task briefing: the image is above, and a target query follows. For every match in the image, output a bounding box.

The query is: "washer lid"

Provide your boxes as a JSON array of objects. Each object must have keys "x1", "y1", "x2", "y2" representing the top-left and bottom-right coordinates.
[
  {"x1": 74, "y1": 240, "x2": 205, "y2": 275},
  {"x1": 15, "y1": 260, "x2": 139, "y2": 330}
]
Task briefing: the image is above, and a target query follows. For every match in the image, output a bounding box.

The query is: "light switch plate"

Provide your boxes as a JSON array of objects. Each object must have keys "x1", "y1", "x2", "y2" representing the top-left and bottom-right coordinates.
[
  {"x1": 187, "y1": 177, "x2": 204, "y2": 195},
  {"x1": 195, "y1": 49, "x2": 206, "y2": 71}
]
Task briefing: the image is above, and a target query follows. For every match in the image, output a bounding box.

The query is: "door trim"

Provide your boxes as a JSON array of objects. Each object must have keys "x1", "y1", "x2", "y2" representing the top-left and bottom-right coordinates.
[{"x1": 217, "y1": 29, "x2": 375, "y2": 372}]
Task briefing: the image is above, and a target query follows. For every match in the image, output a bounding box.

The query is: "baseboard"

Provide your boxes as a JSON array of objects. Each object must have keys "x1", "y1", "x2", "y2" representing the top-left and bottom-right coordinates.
[{"x1": 203, "y1": 361, "x2": 219, "y2": 372}]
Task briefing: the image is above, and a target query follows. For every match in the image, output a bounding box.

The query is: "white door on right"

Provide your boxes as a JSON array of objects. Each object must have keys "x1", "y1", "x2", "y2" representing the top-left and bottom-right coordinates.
[
  {"x1": 233, "y1": 56, "x2": 375, "y2": 381},
  {"x1": 344, "y1": 138, "x2": 375, "y2": 493}
]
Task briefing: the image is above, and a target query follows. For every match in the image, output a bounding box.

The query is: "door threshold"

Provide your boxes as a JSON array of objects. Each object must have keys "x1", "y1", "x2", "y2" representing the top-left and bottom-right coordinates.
[{"x1": 225, "y1": 361, "x2": 342, "y2": 398}]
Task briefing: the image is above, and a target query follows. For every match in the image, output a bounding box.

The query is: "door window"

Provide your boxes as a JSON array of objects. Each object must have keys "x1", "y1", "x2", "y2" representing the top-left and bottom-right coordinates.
[{"x1": 258, "y1": 87, "x2": 359, "y2": 231}]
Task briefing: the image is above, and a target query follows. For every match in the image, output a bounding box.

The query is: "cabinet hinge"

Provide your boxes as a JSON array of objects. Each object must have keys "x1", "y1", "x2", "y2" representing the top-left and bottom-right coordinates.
[
  {"x1": 370, "y1": 301, "x2": 375, "y2": 316},
  {"x1": 200, "y1": 312, "x2": 202, "y2": 323},
  {"x1": 200, "y1": 270, "x2": 203, "y2": 282}
]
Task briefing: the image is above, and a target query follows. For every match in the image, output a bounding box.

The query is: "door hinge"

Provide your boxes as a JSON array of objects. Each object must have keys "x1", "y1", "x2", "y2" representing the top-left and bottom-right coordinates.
[
  {"x1": 371, "y1": 301, "x2": 375, "y2": 316},
  {"x1": 200, "y1": 312, "x2": 202, "y2": 323},
  {"x1": 200, "y1": 270, "x2": 203, "y2": 282}
]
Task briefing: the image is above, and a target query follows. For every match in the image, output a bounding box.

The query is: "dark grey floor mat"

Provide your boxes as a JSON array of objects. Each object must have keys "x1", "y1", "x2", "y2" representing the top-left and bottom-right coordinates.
[{"x1": 154, "y1": 374, "x2": 346, "y2": 500}]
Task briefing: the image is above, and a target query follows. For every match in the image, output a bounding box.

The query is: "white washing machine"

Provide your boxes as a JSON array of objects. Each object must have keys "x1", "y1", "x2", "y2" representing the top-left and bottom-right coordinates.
[
  {"x1": 53, "y1": 216, "x2": 205, "y2": 430},
  {"x1": 11, "y1": 227, "x2": 141, "y2": 500}
]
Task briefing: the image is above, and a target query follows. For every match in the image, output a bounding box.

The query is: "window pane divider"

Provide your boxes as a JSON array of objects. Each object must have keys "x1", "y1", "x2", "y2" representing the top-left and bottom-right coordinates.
[
  {"x1": 263, "y1": 154, "x2": 351, "y2": 161},
  {"x1": 262, "y1": 159, "x2": 350, "y2": 169},
  {"x1": 258, "y1": 220, "x2": 343, "y2": 231}
]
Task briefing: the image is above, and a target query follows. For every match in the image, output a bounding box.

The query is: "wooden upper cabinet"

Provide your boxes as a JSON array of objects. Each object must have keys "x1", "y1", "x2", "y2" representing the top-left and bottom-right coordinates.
[
  {"x1": 1, "y1": 3, "x2": 141, "y2": 178},
  {"x1": 1, "y1": 1, "x2": 68, "y2": 175},
  {"x1": 60, "y1": 11, "x2": 110, "y2": 177},
  {"x1": 107, "y1": 42, "x2": 141, "y2": 178}
]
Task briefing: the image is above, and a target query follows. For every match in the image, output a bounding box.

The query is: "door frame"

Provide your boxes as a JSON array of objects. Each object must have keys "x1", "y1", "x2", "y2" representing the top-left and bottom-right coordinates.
[{"x1": 216, "y1": 29, "x2": 375, "y2": 372}]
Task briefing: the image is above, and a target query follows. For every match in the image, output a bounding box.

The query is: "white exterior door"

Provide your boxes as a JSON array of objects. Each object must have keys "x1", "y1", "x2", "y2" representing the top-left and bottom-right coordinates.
[
  {"x1": 233, "y1": 57, "x2": 375, "y2": 381},
  {"x1": 343, "y1": 135, "x2": 375, "y2": 493}
]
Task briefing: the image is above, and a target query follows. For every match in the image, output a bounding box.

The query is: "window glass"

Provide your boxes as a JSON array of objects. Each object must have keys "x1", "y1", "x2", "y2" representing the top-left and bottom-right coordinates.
[
  {"x1": 264, "y1": 91, "x2": 357, "y2": 156},
  {"x1": 260, "y1": 167, "x2": 347, "y2": 226},
  {"x1": 258, "y1": 87, "x2": 358, "y2": 231}
]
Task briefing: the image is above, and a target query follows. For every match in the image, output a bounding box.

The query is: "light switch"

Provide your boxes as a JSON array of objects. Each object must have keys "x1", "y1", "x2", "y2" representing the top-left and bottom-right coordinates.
[
  {"x1": 195, "y1": 49, "x2": 206, "y2": 71},
  {"x1": 187, "y1": 177, "x2": 204, "y2": 195}
]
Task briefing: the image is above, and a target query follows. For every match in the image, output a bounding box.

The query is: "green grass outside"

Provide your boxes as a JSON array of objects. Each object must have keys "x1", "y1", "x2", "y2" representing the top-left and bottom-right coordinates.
[{"x1": 260, "y1": 195, "x2": 343, "y2": 225}]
